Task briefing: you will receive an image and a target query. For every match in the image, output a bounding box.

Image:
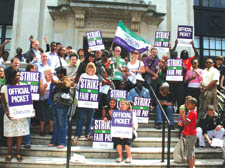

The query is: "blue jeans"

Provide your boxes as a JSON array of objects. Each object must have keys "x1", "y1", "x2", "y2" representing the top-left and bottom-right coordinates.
[
  {"x1": 23, "y1": 118, "x2": 31, "y2": 145},
  {"x1": 50, "y1": 104, "x2": 68, "y2": 146},
  {"x1": 75, "y1": 107, "x2": 94, "y2": 137},
  {"x1": 155, "y1": 105, "x2": 174, "y2": 125}
]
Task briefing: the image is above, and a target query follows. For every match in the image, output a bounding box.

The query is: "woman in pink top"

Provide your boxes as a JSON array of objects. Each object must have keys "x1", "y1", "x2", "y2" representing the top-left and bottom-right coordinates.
[{"x1": 185, "y1": 59, "x2": 203, "y2": 103}]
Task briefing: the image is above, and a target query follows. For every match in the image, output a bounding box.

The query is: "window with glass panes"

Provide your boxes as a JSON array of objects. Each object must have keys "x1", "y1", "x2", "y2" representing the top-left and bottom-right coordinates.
[
  {"x1": 0, "y1": 25, "x2": 12, "y2": 52},
  {"x1": 195, "y1": 36, "x2": 225, "y2": 57},
  {"x1": 194, "y1": 0, "x2": 225, "y2": 8}
]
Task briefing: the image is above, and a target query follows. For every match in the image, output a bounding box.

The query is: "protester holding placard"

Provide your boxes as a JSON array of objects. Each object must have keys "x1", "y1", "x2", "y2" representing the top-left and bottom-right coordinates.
[
  {"x1": 1, "y1": 69, "x2": 29, "y2": 162},
  {"x1": 171, "y1": 39, "x2": 199, "y2": 71},
  {"x1": 126, "y1": 50, "x2": 145, "y2": 91},
  {"x1": 74, "y1": 52, "x2": 95, "y2": 85},
  {"x1": 102, "y1": 98, "x2": 118, "y2": 121},
  {"x1": 48, "y1": 67, "x2": 71, "y2": 149},
  {"x1": 113, "y1": 100, "x2": 138, "y2": 163},
  {"x1": 73, "y1": 62, "x2": 99, "y2": 144}
]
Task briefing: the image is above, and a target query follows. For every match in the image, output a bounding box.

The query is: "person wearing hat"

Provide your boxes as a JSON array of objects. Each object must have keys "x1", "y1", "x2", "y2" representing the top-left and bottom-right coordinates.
[
  {"x1": 197, "y1": 105, "x2": 225, "y2": 149},
  {"x1": 155, "y1": 82, "x2": 175, "y2": 129},
  {"x1": 126, "y1": 50, "x2": 145, "y2": 91},
  {"x1": 128, "y1": 75, "x2": 150, "y2": 102}
]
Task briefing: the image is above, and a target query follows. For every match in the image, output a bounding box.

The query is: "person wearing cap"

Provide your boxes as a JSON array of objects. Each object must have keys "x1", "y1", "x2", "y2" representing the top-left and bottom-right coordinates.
[
  {"x1": 197, "y1": 105, "x2": 225, "y2": 149},
  {"x1": 128, "y1": 75, "x2": 150, "y2": 102},
  {"x1": 126, "y1": 50, "x2": 145, "y2": 91},
  {"x1": 155, "y1": 82, "x2": 175, "y2": 129},
  {"x1": 110, "y1": 46, "x2": 127, "y2": 89}
]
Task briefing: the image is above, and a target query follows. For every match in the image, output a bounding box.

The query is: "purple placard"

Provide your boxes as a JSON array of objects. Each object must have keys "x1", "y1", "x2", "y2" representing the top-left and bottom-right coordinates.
[
  {"x1": 78, "y1": 78, "x2": 99, "y2": 102},
  {"x1": 20, "y1": 71, "x2": 40, "y2": 100},
  {"x1": 177, "y1": 25, "x2": 193, "y2": 40},
  {"x1": 86, "y1": 30, "x2": 105, "y2": 51},
  {"x1": 166, "y1": 59, "x2": 183, "y2": 81},
  {"x1": 93, "y1": 120, "x2": 112, "y2": 142},
  {"x1": 154, "y1": 31, "x2": 170, "y2": 48},
  {"x1": 133, "y1": 97, "x2": 151, "y2": 118},
  {"x1": 8, "y1": 85, "x2": 32, "y2": 107},
  {"x1": 112, "y1": 110, "x2": 133, "y2": 128}
]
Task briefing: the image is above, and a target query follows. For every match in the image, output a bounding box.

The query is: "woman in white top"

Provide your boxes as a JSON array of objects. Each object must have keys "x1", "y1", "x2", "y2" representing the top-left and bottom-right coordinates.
[
  {"x1": 126, "y1": 50, "x2": 145, "y2": 91},
  {"x1": 1, "y1": 69, "x2": 29, "y2": 162},
  {"x1": 73, "y1": 62, "x2": 99, "y2": 144},
  {"x1": 113, "y1": 100, "x2": 138, "y2": 163}
]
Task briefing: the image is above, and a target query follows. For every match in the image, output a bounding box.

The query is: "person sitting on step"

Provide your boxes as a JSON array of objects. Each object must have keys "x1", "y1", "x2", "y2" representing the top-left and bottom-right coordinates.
[{"x1": 197, "y1": 105, "x2": 225, "y2": 149}]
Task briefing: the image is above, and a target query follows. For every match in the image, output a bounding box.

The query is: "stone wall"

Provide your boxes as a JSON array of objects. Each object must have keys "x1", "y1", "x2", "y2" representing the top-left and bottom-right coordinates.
[{"x1": 10, "y1": 0, "x2": 194, "y2": 58}]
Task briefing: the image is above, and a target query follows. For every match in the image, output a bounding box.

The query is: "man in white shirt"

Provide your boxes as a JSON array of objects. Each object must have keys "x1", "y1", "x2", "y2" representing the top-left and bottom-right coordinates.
[
  {"x1": 199, "y1": 58, "x2": 220, "y2": 120},
  {"x1": 35, "y1": 53, "x2": 51, "y2": 79},
  {"x1": 65, "y1": 54, "x2": 78, "y2": 81}
]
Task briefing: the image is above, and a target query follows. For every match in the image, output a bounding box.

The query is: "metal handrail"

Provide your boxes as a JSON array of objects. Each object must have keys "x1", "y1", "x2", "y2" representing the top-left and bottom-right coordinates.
[
  {"x1": 66, "y1": 88, "x2": 77, "y2": 168},
  {"x1": 149, "y1": 85, "x2": 171, "y2": 168}
]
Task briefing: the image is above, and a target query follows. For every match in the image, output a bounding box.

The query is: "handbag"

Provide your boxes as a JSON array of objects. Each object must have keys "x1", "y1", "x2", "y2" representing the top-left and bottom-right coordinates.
[
  {"x1": 173, "y1": 137, "x2": 187, "y2": 163},
  {"x1": 52, "y1": 89, "x2": 73, "y2": 106}
]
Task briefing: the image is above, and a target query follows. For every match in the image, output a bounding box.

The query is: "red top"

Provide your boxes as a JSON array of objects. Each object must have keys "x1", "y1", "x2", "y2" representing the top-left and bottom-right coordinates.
[
  {"x1": 183, "y1": 56, "x2": 195, "y2": 71},
  {"x1": 183, "y1": 110, "x2": 197, "y2": 136}
]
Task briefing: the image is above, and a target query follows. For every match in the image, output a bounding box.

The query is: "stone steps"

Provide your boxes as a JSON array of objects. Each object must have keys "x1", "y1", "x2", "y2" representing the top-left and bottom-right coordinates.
[
  {"x1": 31, "y1": 126, "x2": 180, "y2": 138},
  {"x1": 0, "y1": 156, "x2": 223, "y2": 168},
  {"x1": 0, "y1": 145, "x2": 223, "y2": 159},
  {"x1": 1, "y1": 112, "x2": 222, "y2": 167},
  {"x1": 70, "y1": 113, "x2": 180, "y2": 126},
  {"x1": 30, "y1": 135, "x2": 178, "y2": 147}
]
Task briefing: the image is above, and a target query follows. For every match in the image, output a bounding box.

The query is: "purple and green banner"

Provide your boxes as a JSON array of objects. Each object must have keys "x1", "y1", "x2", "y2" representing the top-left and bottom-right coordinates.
[
  {"x1": 78, "y1": 78, "x2": 100, "y2": 109},
  {"x1": 93, "y1": 120, "x2": 113, "y2": 149},
  {"x1": 166, "y1": 59, "x2": 183, "y2": 81},
  {"x1": 113, "y1": 20, "x2": 151, "y2": 53},
  {"x1": 133, "y1": 97, "x2": 151, "y2": 123},
  {"x1": 20, "y1": 71, "x2": 40, "y2": 100},
  {"x1": 177, "y1": 25, "x2": 193, "y2": 47},
  {"x1": 86, "y1": 30, "x2": 105, "y2": 51},
  {"x1": 110, "y1": 90, "x2": 128, "y2": 108},
  {"x1": 154, "y1": 31, "x2": 170, "y2": 52},
  {"x1": 111, "y1": 110, "x2": 133, "y2": 138},
  {"x1": 7, "y1": 85, "x2": 35, "y2": 119}
]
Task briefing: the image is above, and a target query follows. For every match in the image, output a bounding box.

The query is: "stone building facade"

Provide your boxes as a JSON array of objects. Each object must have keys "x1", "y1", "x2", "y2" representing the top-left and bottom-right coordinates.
[{"x1": 10, "y1": 0, "x2": 194, "y2": 57}]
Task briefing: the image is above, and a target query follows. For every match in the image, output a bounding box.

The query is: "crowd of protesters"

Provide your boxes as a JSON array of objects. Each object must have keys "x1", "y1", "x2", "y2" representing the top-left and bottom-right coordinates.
[{"x1": 0, "y1": 36, "x2": 224, "y2": 167}]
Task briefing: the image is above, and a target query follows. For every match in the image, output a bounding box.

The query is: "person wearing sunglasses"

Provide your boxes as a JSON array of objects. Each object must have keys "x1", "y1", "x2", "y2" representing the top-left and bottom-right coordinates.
[{"x1": 199, "y1": 58, "x2": 220, "y2": 121}]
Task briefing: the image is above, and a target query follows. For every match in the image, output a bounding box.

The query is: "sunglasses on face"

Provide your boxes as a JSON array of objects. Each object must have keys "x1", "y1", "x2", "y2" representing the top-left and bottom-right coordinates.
[
  {"x1": 115, "y1": 50, "x2": 121, "y2": 52},
  {"x1": 206, "y1": 62, "x2": 213, "y2": 64}
]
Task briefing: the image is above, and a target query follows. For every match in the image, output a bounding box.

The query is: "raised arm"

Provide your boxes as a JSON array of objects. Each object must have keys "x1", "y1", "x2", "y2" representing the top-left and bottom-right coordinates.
[
  {"x1": 191, "y1": 41, "x2": 199, "y2": 58},
  {"x1": 0, "y1": 40, "x2": 10, "y2": 57}
]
